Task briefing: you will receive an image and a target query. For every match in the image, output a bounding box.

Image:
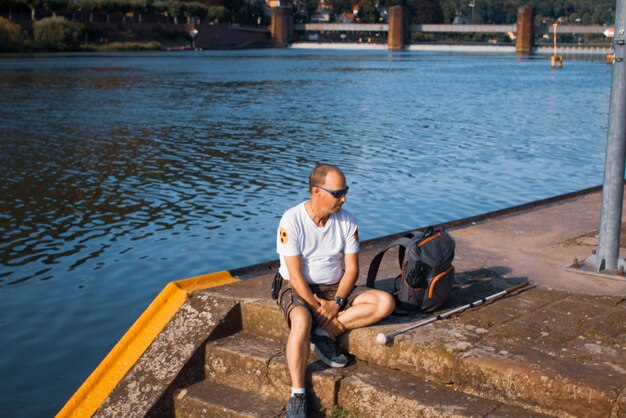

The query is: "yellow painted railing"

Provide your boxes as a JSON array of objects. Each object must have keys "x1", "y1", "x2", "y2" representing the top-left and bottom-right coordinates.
[{"x1": 56, "y1": 271, "x2": 239, "y2": 418}]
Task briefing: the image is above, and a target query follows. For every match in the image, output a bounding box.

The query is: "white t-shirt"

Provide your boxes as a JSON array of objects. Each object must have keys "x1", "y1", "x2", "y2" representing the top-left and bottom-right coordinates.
[{"x1": 277, "y1": 202, "x2": 359, "y2": 285}]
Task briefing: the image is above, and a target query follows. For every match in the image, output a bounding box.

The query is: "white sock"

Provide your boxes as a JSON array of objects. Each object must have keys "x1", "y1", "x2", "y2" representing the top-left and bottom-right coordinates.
[
  {"x1": 291, "y1": 387, "x2": 305, "y2": 396},
  {"x1": 314, "y1": 326, "x2": 330, "y2": 337}
]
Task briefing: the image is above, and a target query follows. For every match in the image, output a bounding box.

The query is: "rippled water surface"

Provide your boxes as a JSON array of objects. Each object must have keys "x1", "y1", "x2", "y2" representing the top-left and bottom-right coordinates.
[{"x1": 0, "y1": 50, "x2": 612, "y2": 417}]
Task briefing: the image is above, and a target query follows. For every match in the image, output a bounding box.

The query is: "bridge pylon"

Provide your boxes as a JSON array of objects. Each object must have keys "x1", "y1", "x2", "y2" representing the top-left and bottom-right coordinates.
[
  {"x1": 515, "y1": 6, "x2": 533, "y2": 55},
  {"x1": 271, "y1": 7, "x2": 293, "y2": 47},
  {"x1": 388, "y1": 6, "x2": 407, "y2": 50}
]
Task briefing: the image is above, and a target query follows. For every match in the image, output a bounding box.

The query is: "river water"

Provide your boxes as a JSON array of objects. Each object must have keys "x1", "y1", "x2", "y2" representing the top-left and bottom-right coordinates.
[{"x1": 0, "y1": 49, "x2": 612, "y2": 417}]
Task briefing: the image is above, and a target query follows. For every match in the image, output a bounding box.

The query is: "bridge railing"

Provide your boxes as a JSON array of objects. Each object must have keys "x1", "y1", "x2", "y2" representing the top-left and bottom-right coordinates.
[
  {"x1": 293, "y1": 23, "x2": 609, "y2": 35},
  {"x1": 293, "y1": 23, "x2": 388, "y2": 32},
  {"x1": 542, "y1": 25, "x2": 608, "y2": 34},
  {"x1": 409, "y1": 24, "x2": 515, "y2": 33}
]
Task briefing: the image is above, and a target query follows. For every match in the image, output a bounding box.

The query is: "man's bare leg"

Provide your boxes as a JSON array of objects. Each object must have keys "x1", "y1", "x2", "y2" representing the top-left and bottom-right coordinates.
[
  {"x1": 286, "y1": 306, "x2": 312, "y2": 388},
  {"x1": 337, "y1": 289, "x2": 395, "y2": 330}
]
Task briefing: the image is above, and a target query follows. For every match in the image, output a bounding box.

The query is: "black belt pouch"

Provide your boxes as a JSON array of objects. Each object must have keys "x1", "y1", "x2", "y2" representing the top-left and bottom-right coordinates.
[{"x1": 271, "y1": 272, "x2": 283, "y2": 300}]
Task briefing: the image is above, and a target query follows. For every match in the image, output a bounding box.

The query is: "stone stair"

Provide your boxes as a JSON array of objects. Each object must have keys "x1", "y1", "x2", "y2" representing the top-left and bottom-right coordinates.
[
  {"x1": 174, "y1": 382, "x2": 284, "y2": 418},
  {"x1": 172, "y1": 294, "x2": 567, "y2": 417}
]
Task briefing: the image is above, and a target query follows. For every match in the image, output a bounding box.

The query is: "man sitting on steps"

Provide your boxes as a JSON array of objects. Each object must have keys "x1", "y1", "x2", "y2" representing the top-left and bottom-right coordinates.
[{"x1": 276, "y1": 163, "x2": 395, "y2": 418}]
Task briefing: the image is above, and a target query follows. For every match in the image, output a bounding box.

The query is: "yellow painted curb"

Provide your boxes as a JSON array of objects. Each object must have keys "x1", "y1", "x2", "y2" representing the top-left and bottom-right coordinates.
[{"x1": 56, "y1": 270, "x2": 239, "y2": 418}]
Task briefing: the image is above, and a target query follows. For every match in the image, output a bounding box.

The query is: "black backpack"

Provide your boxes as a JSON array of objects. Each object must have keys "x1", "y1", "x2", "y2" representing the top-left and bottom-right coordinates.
[{"x1": 366, "y1": 226, "x2": 455, "y2": 312}]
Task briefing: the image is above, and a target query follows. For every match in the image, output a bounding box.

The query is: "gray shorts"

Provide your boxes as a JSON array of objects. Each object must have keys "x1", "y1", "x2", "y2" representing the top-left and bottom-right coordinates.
[{"x1": 277, "y1": 279, "x2": 369, "y2": 326}]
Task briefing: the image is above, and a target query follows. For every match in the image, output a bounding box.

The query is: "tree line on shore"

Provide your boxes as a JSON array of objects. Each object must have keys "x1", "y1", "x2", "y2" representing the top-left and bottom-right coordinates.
[
  {"x1": 0, "y1": 0, "x2": 255, "y2": 23},
  {"x1": 319, "y1": 0, "x2": 615, "y2": 25},
  {"x1": 0, "y1": 0, "x2": 617, "y2": 52},
  {"x1": 0, "y1": 0, "x2": 266, "y2": 51}
]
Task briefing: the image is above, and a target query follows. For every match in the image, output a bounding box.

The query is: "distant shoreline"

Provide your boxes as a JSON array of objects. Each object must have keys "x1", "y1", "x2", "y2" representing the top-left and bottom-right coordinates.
[{"x1": 0, "y1": 41, "x2": 612, "y2": 56}]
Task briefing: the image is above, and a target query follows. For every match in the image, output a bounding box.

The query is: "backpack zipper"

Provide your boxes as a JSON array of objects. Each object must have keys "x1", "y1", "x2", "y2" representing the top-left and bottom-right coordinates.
[{"x1": 428, "y1": 265, "x2": 454, "y2": 298}]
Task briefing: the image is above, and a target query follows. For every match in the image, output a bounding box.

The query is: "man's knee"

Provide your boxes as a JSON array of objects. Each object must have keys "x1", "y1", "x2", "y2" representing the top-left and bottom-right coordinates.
[
  {"x1": 379, "y1": 291, "x2": 396, "y2": 317},
  {"x1": 289, "y1": 306, "x2": 312, "y2": 335},
  {"x1": 354, "y1": 289, "x2": 395, "y2": 318}
]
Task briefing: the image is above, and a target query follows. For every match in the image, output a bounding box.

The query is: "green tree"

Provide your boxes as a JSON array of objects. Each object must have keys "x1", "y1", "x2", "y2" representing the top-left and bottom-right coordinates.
[
  {"x1": 248, "y1": 1, "x2": 265, "y2": 23},
  {"x1": 592, "y1": 3, "x2": 613, "y2": 25},
  {"x1": 304, "y1": 0, "x2": 317, "y2": 20},
  {"x1": 169, "y1": 1, "x2": 209, "y2": 23},
  {"x1": 207, "y1": 5, "x2": 229, "y2": 22},
  {"x1": 406, "y1": 0, "x2": 443, "y2": 23},
  {"x1": 580, "y1": 11, "x2": 591, "y2": 24},
  {"x1": 33, "y1": 15, "x2": 80, "y2": 50},
  {"x1": 186, "y1": 2, "x2": 209, "y2": 21},
  {"x1": 504, "y1": 6, "x2": 517, "y2": 23},
  {"x1": 481, "y1": 0, "x2": 509, "y2": 24},
  {"x1": 360, "y1": 0, "x2": 380, "y2": 23},
  {"x1": 80, "y1": 0, "x2": 108, "y2": 22},
  {"x1": 127, "y1": 0, "x2": 148, "y2": 22},
  {"x1": 327, "y1": 0, "x2": 351, "y2": 16},
  {"x1": 439, "y1": 0, "x2": 615, "y2": 25},
  {"x1": 441, "y1": 2, "x2": 455, "y2": 23},
  {"x1": 12, "y1": 0, "x2": 43, "y2": 21},
  {"x1": 221, "y1": 0, "x2": 243, "y2": 20},
  {"x1": 47, "y1": 0, "x2": 83, "y2": 16},
  {"x1": 0, "y1": 16, "x2": 24, "y2": 51}
]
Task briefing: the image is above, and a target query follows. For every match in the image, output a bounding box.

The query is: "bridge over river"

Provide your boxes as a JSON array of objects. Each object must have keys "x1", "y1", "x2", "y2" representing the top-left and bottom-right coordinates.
[
  {"x1": 268, "y1": 6, "x2": 613, "y2": 56},
  {"x1": 295, "y1": 23, "x2": 608, "y2": 35}
]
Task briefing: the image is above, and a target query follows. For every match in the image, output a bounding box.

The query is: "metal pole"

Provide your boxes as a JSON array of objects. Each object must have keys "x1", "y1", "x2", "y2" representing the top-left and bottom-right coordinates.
[
  {"x1": 375, "y1": 282, "x2": 530, "y2": 345},
  {"x1": 553, "y1": 23, "x2": 557, "y2": 57},
  {"x1": 596, "y1": 0, "x2": 626, "y2": 271}
]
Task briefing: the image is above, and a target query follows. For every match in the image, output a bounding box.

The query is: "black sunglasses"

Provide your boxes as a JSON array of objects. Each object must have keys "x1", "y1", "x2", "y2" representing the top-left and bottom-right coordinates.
[{"x1": 314, "y1": 185, "x2": 349, "y2": 199}]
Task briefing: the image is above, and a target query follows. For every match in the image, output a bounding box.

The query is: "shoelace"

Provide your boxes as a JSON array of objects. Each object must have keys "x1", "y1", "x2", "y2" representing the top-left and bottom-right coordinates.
[{"x1": 291, "y1": 395, "x2": 305, "y2": 413}]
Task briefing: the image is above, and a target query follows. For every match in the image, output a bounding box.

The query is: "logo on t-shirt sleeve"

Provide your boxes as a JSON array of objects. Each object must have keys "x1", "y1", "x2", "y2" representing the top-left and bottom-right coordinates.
[
  {"x1": 279, "y1": 227, "x2": 289, "y2": 244},
  {"x1": 354, "y1": 228, "x2": 359, "y2": 243}
]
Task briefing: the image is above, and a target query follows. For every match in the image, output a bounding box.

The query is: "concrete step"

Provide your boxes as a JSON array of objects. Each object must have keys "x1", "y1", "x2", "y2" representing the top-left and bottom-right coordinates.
[
  {"x1": 238, "y1": 299, "x2": 459, "y2": 382},
  {"x1": 337, "y1": 362, "x2": 550, "y2": 418},
  {"x1": 204, "y1": 330, "x2": 341, "y2": 411},
  {"x1": 237, "y1": 292, "x2": 624, "y2": 417},
  {"x1": 173, "y1": 381, "x2": 283, "y2": 418},
  {"x1": 344, "y1": 288, "x2": 626, "y2": 417},
  {"x1": 240, "y1": 299, "x2": 289, "y2": 342},
  {"x1": 202, "y1": 329, "x2": 546, "y2": 417}
]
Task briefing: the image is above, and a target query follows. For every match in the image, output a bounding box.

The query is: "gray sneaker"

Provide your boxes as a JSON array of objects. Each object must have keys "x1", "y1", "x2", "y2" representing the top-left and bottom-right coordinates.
[
  {"x1": 310, "y1": 334, "x2": 348, "y2": 368},
  {"x1": 286, "y1": 393, "x2": 307, "y2": 418}
]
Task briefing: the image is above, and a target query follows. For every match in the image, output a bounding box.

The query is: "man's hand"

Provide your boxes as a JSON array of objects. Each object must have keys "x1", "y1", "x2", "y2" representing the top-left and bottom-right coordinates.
[
  {"x1": 322, "y1": 318, "x2": 346, "y2": 340},
  {"x1": 313, "y1": 294, "x2": 340, "y2": 327}
]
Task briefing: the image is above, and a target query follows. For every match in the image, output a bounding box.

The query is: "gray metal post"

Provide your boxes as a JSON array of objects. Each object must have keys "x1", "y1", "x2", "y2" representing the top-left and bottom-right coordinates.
[{"x1": 597, "y1": 0, "x2": 626, "y2": 271}]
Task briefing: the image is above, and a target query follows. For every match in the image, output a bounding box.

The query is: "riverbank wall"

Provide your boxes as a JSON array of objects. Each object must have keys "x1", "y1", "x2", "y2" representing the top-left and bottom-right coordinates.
[{"x1": 90, "y1": 22, "x2": 272, "y2": 49}]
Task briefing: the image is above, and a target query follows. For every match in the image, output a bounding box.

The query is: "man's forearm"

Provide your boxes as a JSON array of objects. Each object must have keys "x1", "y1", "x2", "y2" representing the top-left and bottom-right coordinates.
[
  {"x1": 283, "y1": 255, "x2": 319, "y2": 308},
  {"x1": 335, "y1": 269, "x2": 358, "y2": 299},
  {"x1": 335, "y1": 252, "x2": 359, "y2": 300},
  {"x1": 289, "y1": 274, "x2": 319, "y2": 308}
]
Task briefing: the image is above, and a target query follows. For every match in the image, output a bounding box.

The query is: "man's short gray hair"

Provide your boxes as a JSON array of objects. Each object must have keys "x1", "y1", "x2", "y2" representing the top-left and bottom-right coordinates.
[{"x1": 308, "y1": 163, "x2": 345, "y2": 192}]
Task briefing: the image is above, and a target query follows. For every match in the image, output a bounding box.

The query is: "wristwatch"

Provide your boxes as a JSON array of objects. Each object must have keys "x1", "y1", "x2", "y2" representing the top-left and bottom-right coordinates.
[{"x1": 333, "y1": 296, "x2": 346, "y2": 310}]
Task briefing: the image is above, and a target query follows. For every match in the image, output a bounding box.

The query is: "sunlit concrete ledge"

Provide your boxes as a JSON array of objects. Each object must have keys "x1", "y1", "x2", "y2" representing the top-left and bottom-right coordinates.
[
  {"x1": 289, "y1": 42, "x2": 612, "y2": 56},
  {"x1": 290, "y1": 42, "x2": 387, "y2": 50},
  {"x1": 290, "y1": 43, "x2": 516, "y2": 53},
  {"x1": 406, "y1": 44, "x2": 515, "y2": 53},
  {"x1": 535, "y1": 45, "x2": 612, "y2": 55}
]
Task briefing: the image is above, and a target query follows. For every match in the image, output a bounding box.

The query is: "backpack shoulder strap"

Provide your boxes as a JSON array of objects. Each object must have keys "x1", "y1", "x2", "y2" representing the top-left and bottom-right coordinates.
[
  {"x1": 406, "y1": 226, "x2": 435, "y2": 241},
  {"x1": 366, "y1": 237, "x2": 413, "y2": 289},
  {"x1": 396, "y1": 227, "x2": 435, "y2": 265}
]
